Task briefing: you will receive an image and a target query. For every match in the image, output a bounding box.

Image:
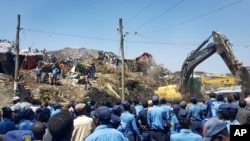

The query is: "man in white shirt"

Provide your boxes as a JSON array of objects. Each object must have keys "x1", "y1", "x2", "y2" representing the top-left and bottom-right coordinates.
[{"x1": 71, "y1": 103, "x2": 95, "y2": 141}]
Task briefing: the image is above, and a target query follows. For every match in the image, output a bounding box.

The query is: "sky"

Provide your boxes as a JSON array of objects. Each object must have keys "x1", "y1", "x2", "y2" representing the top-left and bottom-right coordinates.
[{"x1": 0, "y1": 0, "x2": 250, "y2": 74}]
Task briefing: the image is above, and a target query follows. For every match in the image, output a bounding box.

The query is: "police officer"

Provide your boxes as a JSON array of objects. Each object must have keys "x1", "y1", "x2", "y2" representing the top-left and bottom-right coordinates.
[
  {"x1": 188, "y1": 97, "x2": 202, "y2": 135},
  {"x1": 120, "y1": 101, "x2": 143, "y2": 141},
  {"x1": 170, "y1": 108, "x2": 202, "y2": 141},
  {"x1": 211, "y1": 93, "x2": 225, "y2": 118},
  {"x1": 218, "y1": 103, "x2": 231, "y2": 133},
  {"x1": 147, "y1": 95, "x2": 169, "y2": 141}
]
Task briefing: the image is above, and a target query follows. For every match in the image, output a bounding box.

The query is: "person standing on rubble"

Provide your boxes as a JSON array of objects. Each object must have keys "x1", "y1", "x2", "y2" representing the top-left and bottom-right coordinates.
[
  {"x1": 51, "y1": 65, "x2": 59, "y2": 85},
  {"x1": 60, "y1": 62, "x2": 65, "y2": 78},
  {"x1": 36, "y1": 65, "x2": 42, "y2": 84},
  {"x1": 84, "y1": 66, "x2": 92, "y2": 90}
]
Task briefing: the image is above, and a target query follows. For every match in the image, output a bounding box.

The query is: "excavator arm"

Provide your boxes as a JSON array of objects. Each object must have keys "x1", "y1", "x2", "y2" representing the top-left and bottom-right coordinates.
[{"x1": 179, "y1": 31, "x2": 250, "y2": 97}]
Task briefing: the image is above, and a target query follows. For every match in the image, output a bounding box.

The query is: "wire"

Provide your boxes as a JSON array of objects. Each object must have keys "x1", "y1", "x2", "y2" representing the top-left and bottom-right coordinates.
[
  {"x1": 144, "y1": 0, "x2": 242, "y2": 33},
  {"x1": 22, "y1": 28, "x2": 118, "y2": 42},
  {"x1": 124, "y1": 0, "x2": 156, "y2": 25},
  {"x1": 21, "y1": 27, "x2": 250, "y2": 50},
  {"x1": 134, "y1": 0, "x2": 184, "y2": 31}
]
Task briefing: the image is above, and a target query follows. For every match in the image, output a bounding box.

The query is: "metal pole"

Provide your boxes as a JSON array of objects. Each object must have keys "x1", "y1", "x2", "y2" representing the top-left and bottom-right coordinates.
[
  {"x1": 119, "y1": 18, "x2": 125, "y2": 101},
  {"x1": 14, "y1": 15, "x2": 20, "y2": 96}
]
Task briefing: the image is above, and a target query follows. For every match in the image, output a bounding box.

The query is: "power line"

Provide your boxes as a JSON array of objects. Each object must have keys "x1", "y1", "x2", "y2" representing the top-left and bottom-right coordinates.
[
  {"x1": 21, "y1": 27, "x2": 250, "y2": 48},
  {"x1": 134, "y1": 0, "x2": 184, "y2": 31},
  {"x1": 144, "y1": 0, "x2": 242, "y2": 33},
  {"x1": 22, "y1": 28, "x2": 118, "y2": 42},
  {"x1": 124, "y1": 0, "x2": 156, "y2": 25}
]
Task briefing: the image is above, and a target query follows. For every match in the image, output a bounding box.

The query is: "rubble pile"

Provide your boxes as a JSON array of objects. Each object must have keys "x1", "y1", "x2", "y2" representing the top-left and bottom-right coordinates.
[{"x1": 0, "y1": 47, "x2": 167, "y2": 107}]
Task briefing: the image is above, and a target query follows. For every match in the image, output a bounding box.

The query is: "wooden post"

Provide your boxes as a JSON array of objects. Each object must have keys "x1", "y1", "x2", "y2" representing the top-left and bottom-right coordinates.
[{"x1": 119, "y1": 18, "x2": 125, "y2": 101}]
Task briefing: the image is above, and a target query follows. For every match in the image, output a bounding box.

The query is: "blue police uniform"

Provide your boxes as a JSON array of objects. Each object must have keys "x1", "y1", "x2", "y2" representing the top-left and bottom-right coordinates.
[
  {"x1": 188, "y1": 103, "x2": 202, "y2": 135},
  {"x1": 120, "y1": 111, "x2": 142, "y2": 141},
  {"x1": 211, "y1": 101, "x2": 225, "y2": 118},
  {"x1": 170, "y1": 114, "x2": 181, "y2": 134},
  {"x1": 147, "y1": 96, "x2": 169, "y2": 141},
  {"x1": 170, "y1": 129, "x2": 202, "y2": 141},
  {"x1": 218, "y1": 104, "x2": 231, "y2": 133},
  {"x1": 205, "y1": 98, "x2": 216, "y2": 118},
  {"x1": 85, "y1": 125, "x2": 128, "y2": 141},
  {"x1": 134, "y1": 104, "x2": 143, "y2": 117},
  {"x1": 160, "y1": 104, "x2": 172, "y2": 120},
  {"x1": 171, "y1": 109, "x2": 202, "y2": 141},
  {"x1": 0, "y1": 118, "x2": 16, "y2": 134},
  {"x1": 17, "y1": 119, "x2": 34, "y2": 130},
  {"x1": 147, "y1": 105, "x2": 166, "y2": 130}
]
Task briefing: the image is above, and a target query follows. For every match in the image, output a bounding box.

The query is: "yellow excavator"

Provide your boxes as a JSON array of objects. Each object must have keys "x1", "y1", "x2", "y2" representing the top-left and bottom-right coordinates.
[
  {"x1": 155, "y1": 31, "x2": 250, "y2": 101},
  {"x1": 178, "y1": 31, "x2": 250, "y2": 99}
]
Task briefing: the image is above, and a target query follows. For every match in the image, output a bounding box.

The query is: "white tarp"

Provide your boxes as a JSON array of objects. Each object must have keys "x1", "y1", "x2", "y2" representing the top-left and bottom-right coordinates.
[{"x1": 71, "y1": 66, "x2": 76, "y2": 73}]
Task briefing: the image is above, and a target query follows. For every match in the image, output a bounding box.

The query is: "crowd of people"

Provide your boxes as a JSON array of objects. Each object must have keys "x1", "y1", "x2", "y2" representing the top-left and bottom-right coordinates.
[{"x1": 0, "y1": 89, "x2": 250, "y2": 141}]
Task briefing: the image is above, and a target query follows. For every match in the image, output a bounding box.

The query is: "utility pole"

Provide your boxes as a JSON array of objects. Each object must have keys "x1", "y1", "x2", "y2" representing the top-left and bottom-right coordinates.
[
  {"x1": 14, "y1": 15, "x2": 20, "y2": 96},
  {"x1": 119, "y1": 18, "x2": 125, "y2": 101}
]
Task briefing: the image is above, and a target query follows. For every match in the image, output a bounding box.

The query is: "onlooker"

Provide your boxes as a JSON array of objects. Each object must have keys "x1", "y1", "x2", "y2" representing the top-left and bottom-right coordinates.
[
  {"x1": 31, "y1": 121, "x2": 46, "y2": 141},
  {"x1": 188, "y1": 97, "x2": 202, "y2": 135},
  {"x1": 244, "y1": 89, "x2": 250, "y2": 110},
  {"x1": 71, "y1": 103, "x2": 95, "y2": 141},
  {"x1": 229, "y1": 104, "x2": 240, "y2": 125},
  {"x1": 17, "y1": 108, "x2": 35, "y2": 130},
  {"x1": 203, "y1": 118, "x2": 230, "y2": 141},
  {"x1": 226, "y1": 95, "x2": 234, "y2": 104},
  {"x1": 84, "y1": 67, "x2": 92, "y2": 90},
  {"x1": 160, "y1": 98, "x2": 172, "y2": 124},
  {"x1": 136, "y1": 100, "x2": 150, "y2": 141},
  {"x1": 0, "y1": 107, "x2": 16, "y2": 134},
  {"x1": 111, "y1": 105, "x2": 122, "y2": 128},
  {"x1": 36, "y1": 65, "x2": 42, "y2": 84},
  {"x1": 170, "y1": 109, "x2": 202, "y2": 141},
  {"x1": 236, "y1": 99, "x2": 250, "y2": 124},
  {"x1": 147, "y1": 95, "x2": 169, "y2": 141},
  {"x1": 218, "y1": 104, "x2": 231, "y2": 133},
  {"x1": 4, "y1": 130, "x2": 35, "y2": 141},
  {"x1": 120, "y1": 101, "x2": 143, "y2": 141},
  {"x1": 51, "y1": 66, "x2": 59, "y2": 85},
  {"x1": 133, "y1": 99, "x2": 143, "y2": 117},
  {"x1": 211, "y1": 93, "x2": 225, "y2": 118},
  {"x1": 85, "y1": 106, "x2": 127, "y2": 141},
  {"x1": 233, "y1": 92, "x2": 240, "y2": 105},
  {"x1": 60, "y1": 62, "x2": 65, "y2": 78},
  {"x1": 170, "y1": 104, "x2": 181, "y2": 134},
  {"x1": 48, "y1": 111, "x2": 74, "y2": 141}
]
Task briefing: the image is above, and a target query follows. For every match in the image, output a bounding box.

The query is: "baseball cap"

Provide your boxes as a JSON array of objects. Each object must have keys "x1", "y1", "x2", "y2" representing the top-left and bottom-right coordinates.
[
  {"x1": 4, "y1": 130, "x2": 34, "y2": 141},
  {"x1": 218, "y1": 104, "x2": 230, "y2": 112},
  {"x1": 12, "y1": 96, "x2": 20, "y2": 101},
  {"x1": 2, "y1": 106, "x2": 13, "y2": 113},
  {"x1": 172, "y1": 104, "x2": 180, "y2": 110},
  {"x1": 122, "y1": 101, "x2": 130, "y2": 107},
  {"x1": 177, "y1": 109, "x2": 189, "y2": 120},
  {"x1": 203, "y1": 118, "x2": 227, "y2": 141},
  {"x1": 110, "y1": 114, "x2": 121, "y2": 125},
  {"x1": 229, "y1": 104, "x2": 238, "y2": 113},
  {"x1": 112, "y1": 105, "x2": 121, "y2": 113},
  {"x1": 74, "y1": 103, "x2": 86, "y2": 114},
  {"x1": 152, "y1": 95, "x2": 159, "y2": 101},
  {"x1": 190, "y1": 97, "x2": 197, "y2": 103},
  {"x1": 95, "y1": 106, "x2": 111, "y2": 122},
  {"x1": 233, "y1": 92, "x2": 240, "y2": 97}
]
